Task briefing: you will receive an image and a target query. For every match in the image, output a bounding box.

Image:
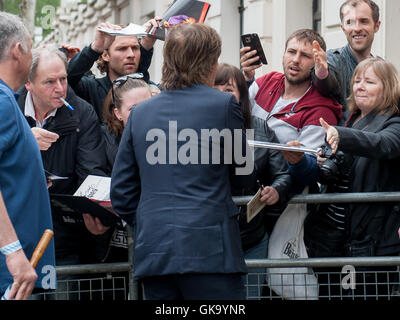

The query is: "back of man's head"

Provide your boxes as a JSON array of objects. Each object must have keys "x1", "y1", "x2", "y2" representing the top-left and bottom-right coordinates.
[
  {"x1": 0, "y1": 12, "x2": 30, "y2": 63},
  {"x1": 285, "y1": 29, "x2": 326, "y2": 52},
  {"x1": 161, "y1": 23, "x2": 221, "y2": 90},
  {"x1": 28, "y1": 46, "x2": 68, "y2": 82},
  {"x1": 340, "y1": 0, "x2": 380, "y2": 24}
]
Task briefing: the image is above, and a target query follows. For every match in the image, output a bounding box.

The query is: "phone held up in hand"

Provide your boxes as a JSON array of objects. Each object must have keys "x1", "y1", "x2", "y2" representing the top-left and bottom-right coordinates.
[{"x1": 241, "y1": 33, "x2": 268, "y2": 66}]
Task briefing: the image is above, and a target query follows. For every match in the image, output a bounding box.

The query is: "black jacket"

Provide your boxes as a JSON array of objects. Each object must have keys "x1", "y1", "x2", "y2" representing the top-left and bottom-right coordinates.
[
  {"x1": 17, "y1": 86, "x2": 109, "y2": 260},
  {"x1": 17, "y1": 86, "x2": 107, "y2": 194},
  {"x1": 67, "y1": 45, "x2": 153, "y2": 122},
  {"x1": 338, "y1": 110, "x2": 400, "y2": 256},
  {"x1": 232, "y1": 117, "x2": 292, "y2": 251},
  {"x1": 101, "y1": 124, "x2": 120, "y2": 176}
]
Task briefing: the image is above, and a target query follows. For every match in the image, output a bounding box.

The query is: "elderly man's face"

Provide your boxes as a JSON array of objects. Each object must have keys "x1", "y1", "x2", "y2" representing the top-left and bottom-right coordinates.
[{"x1": 25, "y1": 55, "x2": 67, "y2": 111}]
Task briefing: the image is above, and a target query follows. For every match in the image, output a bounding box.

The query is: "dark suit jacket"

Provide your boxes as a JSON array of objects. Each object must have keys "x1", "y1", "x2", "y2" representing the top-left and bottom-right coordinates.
[{"x1": 111, "y1": 84, "x2": 248, "y2": 279}]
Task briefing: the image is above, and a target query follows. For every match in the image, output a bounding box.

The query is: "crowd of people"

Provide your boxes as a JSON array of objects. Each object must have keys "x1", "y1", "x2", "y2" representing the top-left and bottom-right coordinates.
[{"x1": 0, "y1": 0, "x2": 400, "y2": 300}]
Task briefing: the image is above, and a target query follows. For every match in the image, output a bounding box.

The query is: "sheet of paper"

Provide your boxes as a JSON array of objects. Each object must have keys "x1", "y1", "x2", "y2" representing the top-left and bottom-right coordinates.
[
  {"x1": 73, "y1": 175, "x2": 111, "y2": 201},
  {"x1": 246, "y1": 188, "x2": 267, "y2": 223},
  {"x1": 98, "y1": 23, "x2": 149, "y2": 37}
]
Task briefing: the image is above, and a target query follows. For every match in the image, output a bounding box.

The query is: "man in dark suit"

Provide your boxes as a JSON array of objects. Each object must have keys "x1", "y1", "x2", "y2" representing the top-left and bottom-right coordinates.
[{"x1": 111, "y1": 23, "x2": 248, "y2": 300}]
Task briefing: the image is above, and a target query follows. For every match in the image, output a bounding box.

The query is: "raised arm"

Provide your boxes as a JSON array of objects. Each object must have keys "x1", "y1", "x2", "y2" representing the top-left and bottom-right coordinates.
[
  {"x1": 67, "y1": 22, "x2": 117, "y2": 98},
  {"x1": 311, "y1": 40, "x2": 341, "y2": 99}
]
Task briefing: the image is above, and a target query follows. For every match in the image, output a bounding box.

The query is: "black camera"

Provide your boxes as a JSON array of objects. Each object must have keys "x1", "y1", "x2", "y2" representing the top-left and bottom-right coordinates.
[{"x1": 319, "y1": 143, "x2": 345, "y2": 183}]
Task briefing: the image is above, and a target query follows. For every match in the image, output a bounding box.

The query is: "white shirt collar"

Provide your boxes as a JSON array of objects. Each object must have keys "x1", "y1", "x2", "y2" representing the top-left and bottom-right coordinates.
[{"x1": 24, "y1": 91, "x2": 57, "y2": 128}]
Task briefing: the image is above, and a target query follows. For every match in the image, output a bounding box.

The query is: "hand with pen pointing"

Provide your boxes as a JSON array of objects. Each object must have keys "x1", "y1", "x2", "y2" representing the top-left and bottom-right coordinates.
[
  {"x1": 31, "y1": 127, "x2": 59, "y2": 151},
  {"x1": 257, "y1": 181, "x2": 280, "y2": 206}
]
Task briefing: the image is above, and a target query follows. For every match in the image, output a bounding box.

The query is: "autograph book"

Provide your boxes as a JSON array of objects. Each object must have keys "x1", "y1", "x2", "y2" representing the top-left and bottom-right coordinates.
[
  {"x1": 50, "y1": 175, "x2": 122, "y2": 227},
  {"x1": 149, "y1": 0, "x2": 211, "y2": 40}
]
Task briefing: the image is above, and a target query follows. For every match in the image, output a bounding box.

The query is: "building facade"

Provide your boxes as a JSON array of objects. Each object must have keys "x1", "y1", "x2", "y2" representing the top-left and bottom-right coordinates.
[{"x1": 42, "y1": 0, "x2": 400, "y2": 83}]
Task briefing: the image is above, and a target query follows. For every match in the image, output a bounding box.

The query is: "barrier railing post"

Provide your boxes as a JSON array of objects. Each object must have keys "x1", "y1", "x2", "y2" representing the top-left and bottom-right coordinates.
[{"x1": 126, "y1": 224, "x2": 138, "y2": 300}]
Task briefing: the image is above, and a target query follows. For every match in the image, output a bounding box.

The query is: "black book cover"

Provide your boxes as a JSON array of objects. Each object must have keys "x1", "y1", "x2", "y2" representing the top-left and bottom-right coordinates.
[
  {"x1": 50, "y1": 194, "x2": 123, "y2": 228},
  {"x1": 150, "y1": 0, "x2": 211, "y2": 41}
]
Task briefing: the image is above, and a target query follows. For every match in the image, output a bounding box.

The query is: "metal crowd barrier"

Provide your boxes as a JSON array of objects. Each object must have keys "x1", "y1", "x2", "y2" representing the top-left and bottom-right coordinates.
[{"x1": 40, "y1": 192, "x2": 400, "y2": 300}]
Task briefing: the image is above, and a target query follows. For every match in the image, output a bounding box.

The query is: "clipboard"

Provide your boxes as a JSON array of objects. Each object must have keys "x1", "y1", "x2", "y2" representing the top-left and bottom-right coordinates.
[{"x1": 50, "y1": 194, "x2": 122, "y2": 228}]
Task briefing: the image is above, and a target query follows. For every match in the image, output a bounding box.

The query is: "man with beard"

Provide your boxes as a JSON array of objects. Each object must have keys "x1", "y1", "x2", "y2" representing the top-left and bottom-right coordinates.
[
  {"x1": 67, "y1": 20, "x2": 158, "y2": 122},
  {"x1": 311, "y1": 0, "x2": 380, "y2": 123},
  {"x1": 241, "y1": 29, "x2": 342, "y2": 153}
]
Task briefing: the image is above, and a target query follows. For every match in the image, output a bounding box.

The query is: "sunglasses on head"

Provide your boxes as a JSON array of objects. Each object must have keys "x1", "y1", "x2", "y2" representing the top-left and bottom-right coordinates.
[
  {"x1": 113, "y1": 73, "x2": 144, "y2": 86},
  {"x1": 112, "y1": 73, "x2": 144, "y2": 103}
]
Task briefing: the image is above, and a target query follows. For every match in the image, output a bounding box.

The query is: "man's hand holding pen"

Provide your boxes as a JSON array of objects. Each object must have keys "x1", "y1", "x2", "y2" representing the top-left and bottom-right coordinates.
[{"x1": 258, "y1": 180, "x2": 279, "y2": 206}]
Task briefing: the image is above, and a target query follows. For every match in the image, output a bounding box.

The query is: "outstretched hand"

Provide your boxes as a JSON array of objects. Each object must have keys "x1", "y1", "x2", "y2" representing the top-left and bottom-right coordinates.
[
  {"x1": 312, "y1": 40, "x2": 328, "y2": 79},
  {"x1": 280, "y1": 140, "x2": 304, "y2": 165},
  {"x1": 320, "y1": 118, "x2": 339, "y2": 154}
]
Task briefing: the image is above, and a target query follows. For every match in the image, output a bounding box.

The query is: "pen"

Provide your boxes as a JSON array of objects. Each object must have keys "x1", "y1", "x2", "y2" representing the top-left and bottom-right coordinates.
[
  {"x1": 257, "y1": 180, "x2": 265, "y2": 190},
  {"x1": 59, "y1": 97, "x2": 74, "y2": 111}
]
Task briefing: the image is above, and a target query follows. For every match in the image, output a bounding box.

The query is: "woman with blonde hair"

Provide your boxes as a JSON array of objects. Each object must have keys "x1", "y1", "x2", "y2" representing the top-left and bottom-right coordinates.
[{"x1": 317, "y1": 57, "x2": 400, "y2": 297}]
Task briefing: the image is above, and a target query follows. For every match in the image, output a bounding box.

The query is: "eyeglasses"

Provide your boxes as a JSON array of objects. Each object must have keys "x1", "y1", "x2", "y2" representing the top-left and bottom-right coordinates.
[{"x1": 111, "y1": 73, "x2": 144, "y2": 103}]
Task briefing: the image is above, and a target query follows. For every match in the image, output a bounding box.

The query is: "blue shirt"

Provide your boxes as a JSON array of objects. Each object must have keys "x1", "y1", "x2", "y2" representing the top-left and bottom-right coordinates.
[{"x1": 0, "y1": 79, "x2": 56, "y2": 293}]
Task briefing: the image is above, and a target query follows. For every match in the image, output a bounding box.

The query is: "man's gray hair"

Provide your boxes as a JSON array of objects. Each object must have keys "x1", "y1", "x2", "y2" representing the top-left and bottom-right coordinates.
[
  {"x1": 28, "y1": 46, "x2": 68, "y2": 82},
  {"x1": 0, "y1": 12, "x2": 30, "y2": 62}
]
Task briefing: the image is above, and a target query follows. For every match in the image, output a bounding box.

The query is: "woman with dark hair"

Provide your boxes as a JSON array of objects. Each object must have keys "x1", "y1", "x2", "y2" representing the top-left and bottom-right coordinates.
[
  {"x1": 99, "y1": 75, "x2": 152, "y2": 296},
  {"x1": 214, "y1": 63, "x2": 292, "y2": 299},
  {"x1": 214, "y1": 63, "x2": 252, "y2": 129},
  {"x1": 102, "y1": 74, "x2": 152, "y2": 174}
]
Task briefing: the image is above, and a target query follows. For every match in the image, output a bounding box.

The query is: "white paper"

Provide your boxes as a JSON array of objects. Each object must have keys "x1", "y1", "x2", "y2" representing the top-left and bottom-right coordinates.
[
  {"x1": 74, "y1": 175, "x2": 111, "y2": 201},
  {"x1": 98, "y1": 23, "x2": 150, "y2": 37},
  {"x1": 248, "y1": 140, "x2": 321, "y2": 155}
]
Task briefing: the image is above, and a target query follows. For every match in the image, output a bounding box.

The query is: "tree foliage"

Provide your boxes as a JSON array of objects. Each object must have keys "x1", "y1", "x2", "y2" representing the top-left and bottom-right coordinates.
[{"x1": 4, "y1": 0, "x2": 60, "y2": 38}]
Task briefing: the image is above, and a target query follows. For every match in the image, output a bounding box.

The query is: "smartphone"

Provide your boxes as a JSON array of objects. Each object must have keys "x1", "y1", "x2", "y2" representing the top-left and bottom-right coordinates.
[{"x1": 241, "y1": 33, "x2": 268, "y2": 66}]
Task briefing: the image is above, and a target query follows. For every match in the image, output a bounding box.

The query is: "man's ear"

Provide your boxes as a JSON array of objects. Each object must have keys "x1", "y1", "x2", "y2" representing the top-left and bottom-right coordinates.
[
  {"x1": 25, "y1": 79, "x2": 32, "y2": 92},
  {"x1": 9, "y1": 42, "x2": 22, "y2": 61},
  {"x1": 374, "y1": 20, "x2": 381, "y2": 33}
]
